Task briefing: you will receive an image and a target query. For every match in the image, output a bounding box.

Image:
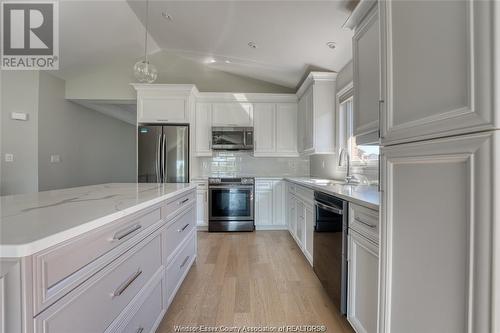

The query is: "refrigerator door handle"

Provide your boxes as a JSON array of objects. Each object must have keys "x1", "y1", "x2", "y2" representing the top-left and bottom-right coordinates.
[
  {"x1": 156, "y1": 132, "x2": 162, "y2": 183},
  {"x1": 163, "y1": 134, "x2": 167, "y2": 183}
]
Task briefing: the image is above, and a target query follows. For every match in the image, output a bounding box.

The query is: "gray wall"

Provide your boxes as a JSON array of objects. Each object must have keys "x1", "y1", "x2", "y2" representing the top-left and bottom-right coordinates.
[
  {"x1": 65, "y1": 50, "x2": 295, "y2": 100},
  {"x1": 0, "y1": 71, "x2": 40, "y2": 195},
  {"x1": 38, "y1": 72, "x2": 136, "y2": 191}
]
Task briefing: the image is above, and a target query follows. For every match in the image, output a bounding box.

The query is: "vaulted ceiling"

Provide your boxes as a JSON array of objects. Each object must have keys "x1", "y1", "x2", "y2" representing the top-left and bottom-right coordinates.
[{"x1": 57, "y1": 1, "x2": 354, "y2": 89}]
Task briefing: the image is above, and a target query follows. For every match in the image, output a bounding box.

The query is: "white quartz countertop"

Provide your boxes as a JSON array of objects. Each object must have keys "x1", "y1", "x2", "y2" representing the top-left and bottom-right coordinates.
[
  {"x1": 0, "y1": 183, "x2": 196, "y2": 258},
  {"x1": 285, "y1": 177, "x2": 380, "y2": 210}
]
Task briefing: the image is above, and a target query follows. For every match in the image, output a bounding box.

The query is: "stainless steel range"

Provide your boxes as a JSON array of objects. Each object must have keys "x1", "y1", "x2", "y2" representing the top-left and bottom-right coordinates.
[{"x1": 208, "y1": 177, "x2": 255, "y2": 232}]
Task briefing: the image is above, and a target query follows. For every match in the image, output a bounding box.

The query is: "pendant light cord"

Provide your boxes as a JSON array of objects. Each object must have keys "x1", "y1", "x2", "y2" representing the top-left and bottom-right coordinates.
[{"x1": 144, "y1": 0, "x2": 149, "y2": 62}]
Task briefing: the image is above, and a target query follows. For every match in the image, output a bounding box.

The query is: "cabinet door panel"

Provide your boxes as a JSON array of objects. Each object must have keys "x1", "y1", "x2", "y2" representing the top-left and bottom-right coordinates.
[
  {"x1": 381, "y1": 0, "x2": 496, "y2": 144},
  {"x1": 348, "y1": 232, "x2": 378, "y2": 333},
  {"x1": 276, "y1": 103, "x2": 298, "y2": 155},
  {"x1": 195, "y1": 103, "x2": 212, "y2": 156},
  {"x1": 304, "y1": 204, "x2": 314, "y2": 263},
  {"x1": 305, "y1": 88, "x2": 314, "y2": 151},
  {"x1": 139, "y1": 98, "x2": 187, "y2": 123},
  {"x1": 196, "y1": 190, "x2": 208, "y2": 227},
  {"x1": 212, "y1": 103, "x2": 253, "y2": 126},
  {"x1": 255, "y1": 189, "x2": 273, "y2": 226},
  {"x1": 380, "y1": 132, "x2": 496, "y2": 333},
  {"x1": 253, "y1": 103, "x2": 276, "y2": 154},
  {"x1": 353, "y1": 4, "x2": 380, "y2": 139}
]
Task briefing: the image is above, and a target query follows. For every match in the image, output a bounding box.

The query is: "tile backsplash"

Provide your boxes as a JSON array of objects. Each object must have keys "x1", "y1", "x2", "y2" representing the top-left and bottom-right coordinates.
[
  {"x1": 192, "y1": 151, "x2": 309, "y2": 178},
  {"x1": 310, "y1": 153, "x2": 379, "y2": 185}
]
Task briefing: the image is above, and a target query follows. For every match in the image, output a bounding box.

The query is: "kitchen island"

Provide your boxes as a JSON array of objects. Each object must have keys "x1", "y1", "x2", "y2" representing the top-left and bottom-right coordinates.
[{"x1": 0, "y1": 183, "x2": 197, "y2": 333}]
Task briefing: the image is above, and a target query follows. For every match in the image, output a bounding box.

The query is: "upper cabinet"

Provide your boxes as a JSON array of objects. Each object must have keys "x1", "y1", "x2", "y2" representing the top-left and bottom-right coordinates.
[
  {"x1": 254, "y1": 103, "x2": 298, "y2": 157},
  {"x1": 194, "y1": 102, "x2": 212, "y2": 156},
  {"x1": 352, "y1": 2, "x2": 381, "y2": 144},
  {"x1": 348, "y1": 0, "x2": 498, "y2": 145},
  {"x1": 296, "y1": 72, "x2": 337, "y2": 155},
  {"x1": 211, "y1": 102, "x2": 253, "y2": 127},
  {"x1": 133, "y1": 84, "x2": 196, "y2": 124}
]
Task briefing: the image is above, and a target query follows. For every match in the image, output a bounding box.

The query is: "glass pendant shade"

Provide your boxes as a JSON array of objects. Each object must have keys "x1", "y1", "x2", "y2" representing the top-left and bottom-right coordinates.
[{"x1": 133, "y1": 59, "x2": 158, "y2": 83}]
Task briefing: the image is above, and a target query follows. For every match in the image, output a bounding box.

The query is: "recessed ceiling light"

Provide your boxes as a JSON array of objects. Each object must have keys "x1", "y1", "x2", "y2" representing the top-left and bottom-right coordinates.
[
  {"x1": 224, "y1": 60, "x2": 231, "y2": 64},
  {"x1": 207, "y1": 59, "x2": 216, "y2": 64},
  {"x1": 326, "y1": 42, "x2": 336, "y2": 49},
  {"x1": 161, "y1": 11, "x2": 173, "y2": 21},
  {"x1": 248, "y1": 41, "x2": 257, "y2": 49}
]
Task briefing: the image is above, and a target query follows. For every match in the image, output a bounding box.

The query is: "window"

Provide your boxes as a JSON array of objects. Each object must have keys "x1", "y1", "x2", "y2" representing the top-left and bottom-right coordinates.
[{"x1": 337, "y1": 88, "x2": 379, "y2": 169}]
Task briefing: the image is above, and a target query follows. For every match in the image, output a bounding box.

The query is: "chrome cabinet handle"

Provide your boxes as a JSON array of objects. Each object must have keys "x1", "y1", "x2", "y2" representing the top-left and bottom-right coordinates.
[
  {"x1": 112, "y1": 224, "x2": 142, "y2": 241},
  {"x1": 354, "y1": 217, "x2": 376, "y2": 229},
  {"x1": 136, "y1": 328, "x2": 144, "y2": 333},
  {"x1": 180, "y1": 256, "x2": 190, "y2": 269},
  {"x1": 179, "y1": 198, "x2": 189, "y2": 205},
  {"x1": 315, "y1": 201, "x2": 343, "y2": 215},
  {"x1": 178, "y1": 223, "x2": 190, "y2": 233},
  {"x1": 113, "y1": 269, "x2": 142, "y2": 297}
]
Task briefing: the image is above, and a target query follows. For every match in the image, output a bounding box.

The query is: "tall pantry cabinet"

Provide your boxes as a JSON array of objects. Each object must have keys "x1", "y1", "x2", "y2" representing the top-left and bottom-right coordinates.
[{"x1": 349, "y1": 1, "x2": 500, "y2": 333}]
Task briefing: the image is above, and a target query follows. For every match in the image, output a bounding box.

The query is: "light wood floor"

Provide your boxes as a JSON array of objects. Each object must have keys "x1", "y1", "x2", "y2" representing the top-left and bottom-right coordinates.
[{"x1": 157, "y1": 231, "x2": 354, "y2": 333}]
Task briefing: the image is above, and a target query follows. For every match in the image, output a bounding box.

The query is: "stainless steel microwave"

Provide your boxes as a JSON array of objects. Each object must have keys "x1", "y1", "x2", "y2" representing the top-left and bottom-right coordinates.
[{"x1": 211, "y1": 127, "x2": 254, "y2": 150}]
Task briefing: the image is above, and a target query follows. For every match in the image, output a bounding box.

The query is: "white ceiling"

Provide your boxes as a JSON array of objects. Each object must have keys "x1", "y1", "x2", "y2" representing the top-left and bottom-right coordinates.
[
  {"x1": 57, "y1": 1, "x2": 354, "y2": 89},
  {"x1": 127, "y1": 0, "x2": 354, "y2": 88}
]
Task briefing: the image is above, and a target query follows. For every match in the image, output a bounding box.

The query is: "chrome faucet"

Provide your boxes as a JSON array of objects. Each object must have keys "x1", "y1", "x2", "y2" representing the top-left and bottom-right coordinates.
[{"x1": 338, "y1": 148, "x2": 358, "y2": 184}]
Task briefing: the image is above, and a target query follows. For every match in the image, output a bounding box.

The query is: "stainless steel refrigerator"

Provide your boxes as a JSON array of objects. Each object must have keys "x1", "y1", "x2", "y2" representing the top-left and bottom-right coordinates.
[{"x1": 138, "y1": 125, "x2": 189, "y2": 183}]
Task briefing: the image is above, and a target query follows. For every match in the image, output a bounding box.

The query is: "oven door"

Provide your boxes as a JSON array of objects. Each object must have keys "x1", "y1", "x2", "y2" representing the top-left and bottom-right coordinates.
[{"x1": 209, "y1": 185, "x2": 254, "y2": 221}]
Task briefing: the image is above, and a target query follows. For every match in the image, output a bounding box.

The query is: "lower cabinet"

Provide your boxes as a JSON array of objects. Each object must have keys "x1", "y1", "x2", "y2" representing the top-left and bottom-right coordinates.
[
  {"x1": 347, "y1": 203, "x2": 379, "y2": 333},
  {"x1": 20, "y1": 189, "x2": 198, "y2": 333},
  {"x1": 347, "y1": 231, "x2": 378, "y2": 333},
  {"x1": 286, "y1": 181, "x2": 314, "y2": 265},
  {"x1": 255, "y1": 179, "x2": 286, "y2": 229},
  {"x1": 192, "y1": 180, "x2": 208, "y2": 228}
]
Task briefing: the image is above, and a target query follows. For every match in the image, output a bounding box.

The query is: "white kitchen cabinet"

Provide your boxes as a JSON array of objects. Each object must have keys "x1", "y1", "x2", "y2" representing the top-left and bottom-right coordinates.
[
  {"x1": 255, "y1": 179, "x2": 286, "y2": 229},
  {"x1": 379, "y1": 132, "x2": 497, "y2": 333},
  {"x1": 295, "y1": 200, "x2": 305, "y2": 248},
  {"x1": 296, "y1": 72, "x2": 337, "y2": 155},
  {"x1": 348, "y1": 230, "x2": 379, "y2": 333},
  {"x1": 212, "y1": 102, "x2": 253, "y2": 127},
  {"x1": 348, "y1": 203, "x2": 379, "y2": 333},
  {"x1": 254, "y1": 103, "x2": 298, "y2": 157},
  {"x1": 287, "y1": 186, "x2": 297, "y2": 238},
  {"x1": 194, "y1": 103, "x2": 212, "y2": 156},
  {"x1": 352, "y1": 2, "x2": 380, "y2": 144},
  {"x1": 379, "y1": 0, "x2": 498, "y2": 145},
  {"x1": 255, "y1": 186, "x2": 273, "y2": 227},
  {"x1": 193, "y1": 181, "x2": 208, "y2": 228},
  {"x1": 276, "y1": 103, "x2": 298, "y2": 155},
  {"x1": 0, "y1": 260, "x2": 22, "y2": 333},
  {"x1": 303, "y1": 203, "x2": 314, "y2": 263},
  {"x1": 133, "y1": 85, "x2": 196, "y2": 124},
  {"x1": 253, "y1": 103, "x2": 276, "y2": 154}
]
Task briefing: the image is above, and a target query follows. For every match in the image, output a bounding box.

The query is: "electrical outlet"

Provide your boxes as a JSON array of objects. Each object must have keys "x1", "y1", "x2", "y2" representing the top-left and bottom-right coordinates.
[
  {"x1": 5, "y1": 153, "x2": 14, "y2": 162},
  {"x1": 50, "y1": 154, "x2": 61, "y2": 163}
]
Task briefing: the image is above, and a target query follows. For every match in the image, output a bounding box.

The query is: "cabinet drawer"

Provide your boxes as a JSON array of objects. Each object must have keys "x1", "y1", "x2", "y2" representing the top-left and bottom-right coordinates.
[
  {"x1": 165, "y1": 206, "x2": 195, "y2": 263},
  {"x1": 34, "y1": 232, "x2": 163, "y2": 333},
  {"x1": 166, "y1": 230, "x2": 196, "y2": 305},
  {"x1": 165, "y1": 191, "x2": 196, "y2": 219},
  {"x1": 34, "y1": 206, "x2": 162, "y2": 313},
  {"x1": 349, "y1": 204, "x2": 379, "y2": 243},
  {"x1": 120, "y1": 278, "x2": 165, "y2": 333}
]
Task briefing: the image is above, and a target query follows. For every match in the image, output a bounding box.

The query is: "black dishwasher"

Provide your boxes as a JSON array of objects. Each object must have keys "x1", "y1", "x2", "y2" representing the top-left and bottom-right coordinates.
[{"x1": 313, "y1": 191, "x2": 348, "y2": 315}]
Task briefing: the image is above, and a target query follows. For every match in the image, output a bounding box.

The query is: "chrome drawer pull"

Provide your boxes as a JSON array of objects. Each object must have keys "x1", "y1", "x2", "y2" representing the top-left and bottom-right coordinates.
[
  {"x1": 354, "y1": 217, "x2": 376, "y2": 229},
  {"x1": 180, "y1": 256, "x2": 190, "y2": 269},
  {"x1": 179, "y1": 198, "x2": 189, "y2": 205},
  {"x1": 112, "y1": 224, "x2": 142, "y2": 241},
  {"x1": 178, "y1": 223, "x2": 190, "y2": 233},
  {"x1": 136, "y1": 328, "x2": 144, "y2": 333},
  {"x1": 113, "y1": 270, "x2": 142, "y2": 297}
]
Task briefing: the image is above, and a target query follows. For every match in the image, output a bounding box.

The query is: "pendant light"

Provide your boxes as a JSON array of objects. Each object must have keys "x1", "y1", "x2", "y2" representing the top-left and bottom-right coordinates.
[{"x1": 133, "y1": 0, "x2": 158, "y2": 83}]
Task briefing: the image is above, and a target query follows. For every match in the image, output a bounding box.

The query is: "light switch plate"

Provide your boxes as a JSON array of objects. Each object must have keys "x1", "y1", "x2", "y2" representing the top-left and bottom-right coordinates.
[
  {"x1": 5, "y1": 153, "x2": 14, "y2": 162},
  {"x1": 11, "y1": 112, "x2": 28, "y2": 121}
]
